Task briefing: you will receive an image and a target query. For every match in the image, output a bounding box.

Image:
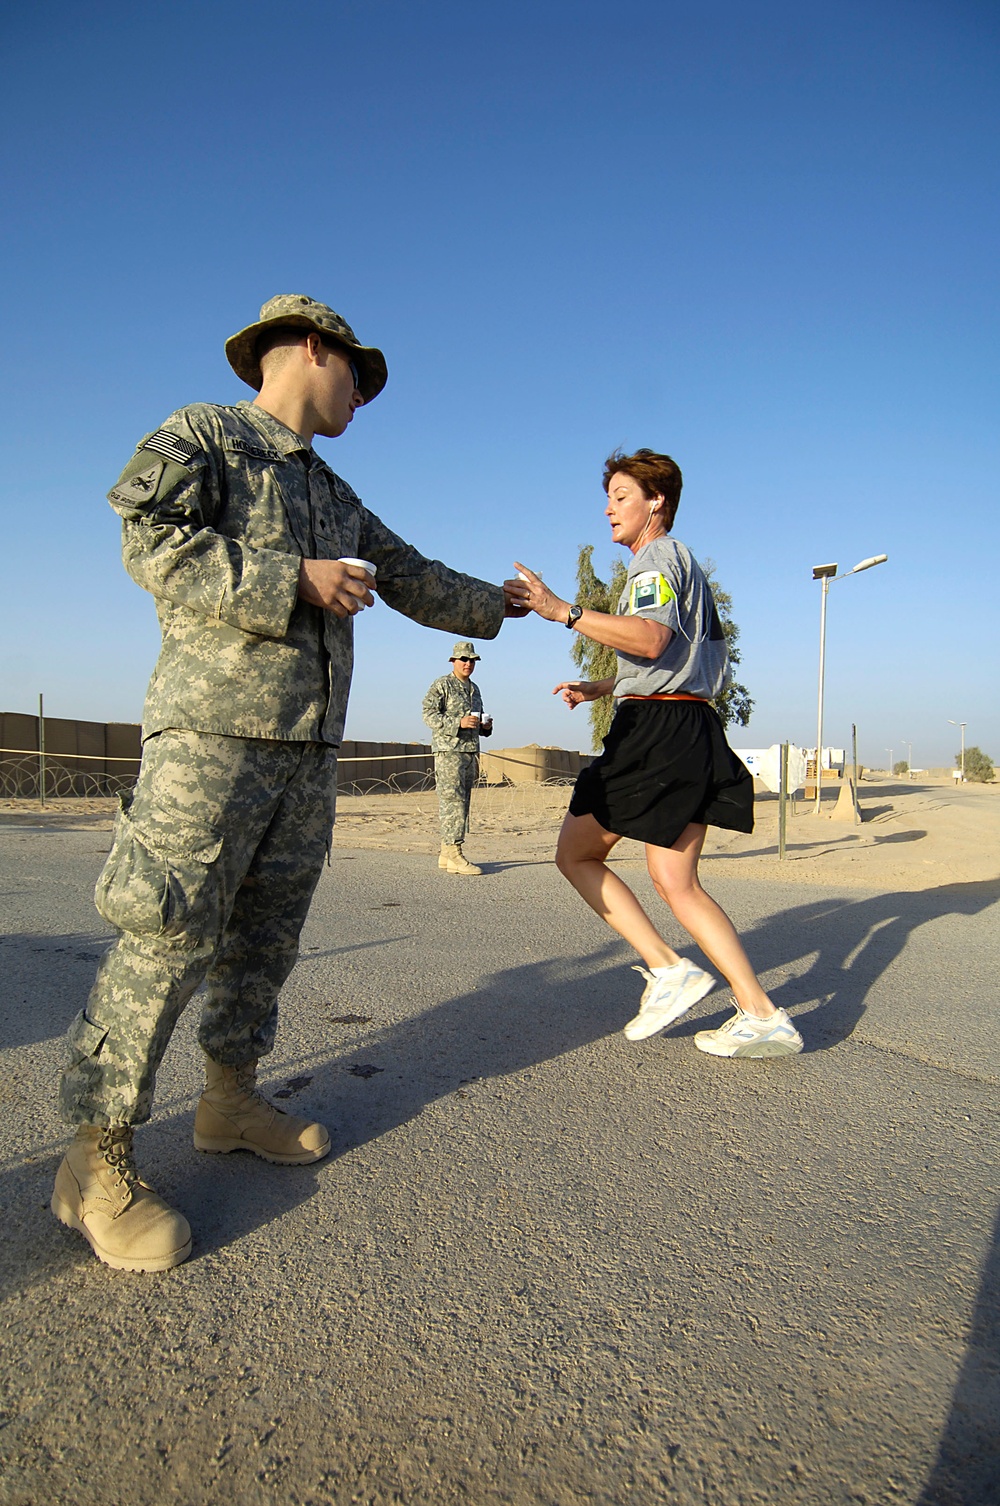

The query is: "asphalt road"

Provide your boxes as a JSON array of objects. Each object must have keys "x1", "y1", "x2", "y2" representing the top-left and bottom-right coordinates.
[{"x1": 0, "y1": 823, "x2": 997, "y2": 1506}]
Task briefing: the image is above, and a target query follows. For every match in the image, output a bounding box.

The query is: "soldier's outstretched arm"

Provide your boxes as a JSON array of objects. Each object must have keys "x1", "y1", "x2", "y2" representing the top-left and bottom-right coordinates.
[
  {"x1": 110, "y1": 409, "x2": 300, "y2": 640},
  {"x1": 357, "y1": 510, "x2": 505, "y2": 640}
]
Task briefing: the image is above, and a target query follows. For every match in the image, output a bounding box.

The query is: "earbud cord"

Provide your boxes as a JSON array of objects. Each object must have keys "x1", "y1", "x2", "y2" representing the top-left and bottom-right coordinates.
[
  {"x1": 633, "y1": 501, "x2": 662, "y2": 555},
  {"x1": 629, "y1": 502, "x2": 695, "y2": 645}
]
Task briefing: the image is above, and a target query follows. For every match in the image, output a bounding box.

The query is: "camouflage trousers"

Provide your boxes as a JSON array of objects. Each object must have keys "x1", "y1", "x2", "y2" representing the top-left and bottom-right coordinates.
[
  {"x1": 434, "y1": 750, "x2": 478, "y2": 844},
  {"x1": 61, "y1": 730, "x2": 338, "y2": 1127}
]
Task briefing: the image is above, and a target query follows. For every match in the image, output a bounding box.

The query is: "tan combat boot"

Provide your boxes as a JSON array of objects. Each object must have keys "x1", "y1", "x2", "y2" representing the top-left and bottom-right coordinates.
[
  {"x1": 194, "y1": 1057, "x2": 331, "y2": 1165},
  {"x1": 51, "y1": 1125, "x2": 192, "y2": 1272},
  {"x1": 443, "y1": 843, "x2": 482, "y2": 876},
  {"x1": 438, "y1": 842, "x2": 451, "y2": 869}
]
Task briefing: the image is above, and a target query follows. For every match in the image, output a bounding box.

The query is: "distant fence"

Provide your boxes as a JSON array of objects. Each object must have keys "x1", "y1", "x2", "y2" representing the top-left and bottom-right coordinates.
[
  {"x1": 0, "y1": 714, "x2": 591, "y2": 800},
  {"x1": 0, "y1": 713, "x2": 142, "y2": 798}
]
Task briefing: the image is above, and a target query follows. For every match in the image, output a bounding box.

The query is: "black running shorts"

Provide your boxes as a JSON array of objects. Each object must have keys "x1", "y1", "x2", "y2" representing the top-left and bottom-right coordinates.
[{"x1": 568, "y1": 699, "x2": 754, "y2": 850}]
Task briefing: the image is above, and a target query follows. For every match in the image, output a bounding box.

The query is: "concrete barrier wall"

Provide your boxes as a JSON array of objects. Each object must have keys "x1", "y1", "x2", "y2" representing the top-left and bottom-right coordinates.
[
  {"x1": 1, "y1": 716, "x2": 590, "y2": 798},
  {"x1": 0, "y1": 715, "x2": 437, "y2": 798},
  {"x1": 336, "y1": 742, "x2": 435, "y2": 793},
  {"x1": 480, "y1": 745, "x2": 592, "y2": 784},
  {"x1": 0, "y1": 713, "x2": 142, "y2": 796}
]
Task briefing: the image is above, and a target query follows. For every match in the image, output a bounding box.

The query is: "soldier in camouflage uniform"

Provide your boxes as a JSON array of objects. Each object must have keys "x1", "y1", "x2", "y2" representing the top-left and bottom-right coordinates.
[
  {"x1": 52, "y1": 295, "x2": 521, "y2": 1272},
  {"x1": 422, "y1": 641, "x2": 492, "y2": 875}
]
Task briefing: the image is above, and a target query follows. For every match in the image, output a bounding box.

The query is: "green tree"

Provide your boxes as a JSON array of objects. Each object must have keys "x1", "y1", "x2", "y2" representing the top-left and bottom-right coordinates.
[
  {"x1": 959, "y1": 746, "x2": 995, "y2": 783},
  {"x1": 570, "y1": 546, "x2": 754, "y2": 750},
  {"x1": 570, "y1": 545, "x2": 628, "y2": 749},
  {"x1": 893, "y1": 760, "x2": 909, "y2": 776}
]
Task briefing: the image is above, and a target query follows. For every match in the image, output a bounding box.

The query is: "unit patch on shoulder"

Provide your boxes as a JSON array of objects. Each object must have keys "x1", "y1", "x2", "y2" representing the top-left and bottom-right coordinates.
[
  {"x1": 139, "y1": 430, "x2": 201, "y2": 466},
  {"x1": 226, "y1": 437, "x2": 285, "y2": 465},
  {"x1": 628, "y1": 571, "x2": 675, "y2": 614},
  {"x1": 109, "y1": 460, "x2": 165, "y2": 506}
]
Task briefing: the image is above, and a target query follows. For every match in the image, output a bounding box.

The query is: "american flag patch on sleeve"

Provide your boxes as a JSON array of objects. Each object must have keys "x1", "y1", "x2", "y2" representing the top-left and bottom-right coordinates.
[{"x1": 139, "y1": 430, "x2": 201, "y2": 465}]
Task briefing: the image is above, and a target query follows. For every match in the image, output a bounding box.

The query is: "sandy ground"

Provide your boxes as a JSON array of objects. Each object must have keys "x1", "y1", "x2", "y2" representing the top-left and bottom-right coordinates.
[
  {"x1": 1, "y1": 779, "x2": 998, "y2": 1504},
  {"x1": 332, "y1": 777, "x2": 1000, "y2": 893},
  {"x1": 9, "y1": 775, "x2": 995, "y2": 893}
]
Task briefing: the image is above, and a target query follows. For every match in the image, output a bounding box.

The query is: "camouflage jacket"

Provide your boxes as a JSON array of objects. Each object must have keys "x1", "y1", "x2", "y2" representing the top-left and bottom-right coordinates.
[
  {"x1": 107, "y1": 401, "x2": 505, "y2": 745},
  {"x1": 422, "y1": 674, "x2": 483, "y2": 753}
]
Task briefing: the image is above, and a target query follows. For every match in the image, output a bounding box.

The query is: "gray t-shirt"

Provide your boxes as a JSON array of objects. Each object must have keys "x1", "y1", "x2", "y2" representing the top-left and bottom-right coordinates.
[{"x1": 613, "y1": 537, "x2": 730, "y2": 700}]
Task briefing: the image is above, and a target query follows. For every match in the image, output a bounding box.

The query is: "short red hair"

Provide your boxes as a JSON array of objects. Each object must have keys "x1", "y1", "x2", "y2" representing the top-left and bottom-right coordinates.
[{"x1": 603, "y1": 449, "x2": 683, "y2": 530}]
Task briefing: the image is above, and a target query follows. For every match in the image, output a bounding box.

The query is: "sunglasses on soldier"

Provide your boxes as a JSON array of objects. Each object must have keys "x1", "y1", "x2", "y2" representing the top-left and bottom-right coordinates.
[{"x1": 317, "y1": 334, "x2": 360, "y2": 392}]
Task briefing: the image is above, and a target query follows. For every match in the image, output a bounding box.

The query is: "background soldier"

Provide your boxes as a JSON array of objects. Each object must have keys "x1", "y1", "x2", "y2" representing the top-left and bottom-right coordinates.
[
  {"x1": 422, "y1": 641, "x2": 492, "y2": 875},
  {"x1": 52, "y1": 294, "x2": 522, "y2": 1272}
]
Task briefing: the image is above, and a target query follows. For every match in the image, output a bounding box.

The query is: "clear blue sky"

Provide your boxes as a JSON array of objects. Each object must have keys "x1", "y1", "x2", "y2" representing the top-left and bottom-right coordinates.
[{"x1": 2, "y1": 0, "x2": 997, "y2": 770}]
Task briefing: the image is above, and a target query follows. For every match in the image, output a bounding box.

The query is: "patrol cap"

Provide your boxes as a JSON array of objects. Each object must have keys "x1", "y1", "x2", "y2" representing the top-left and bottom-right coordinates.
[
  {"x1": 450, "y1": 641, "x2": 480, "y2": 660},
  {"x1": 225, "y1": 294, "x2": 388, "y2": 404}
]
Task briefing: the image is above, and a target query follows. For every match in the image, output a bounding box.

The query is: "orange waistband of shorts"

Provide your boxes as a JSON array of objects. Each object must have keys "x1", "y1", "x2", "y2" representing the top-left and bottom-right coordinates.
[{"x1": 622, "y1": 693, "x2": 710, "y2": 704}]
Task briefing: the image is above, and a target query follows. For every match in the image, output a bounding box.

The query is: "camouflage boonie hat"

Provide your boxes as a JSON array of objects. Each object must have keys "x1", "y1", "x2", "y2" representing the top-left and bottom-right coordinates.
[
  {"x1": 225, "y1": 294, "x2": 388, "y2": 403},
  {"x1": 450, "y1": 641, "x2": 480, "y2": 660}
]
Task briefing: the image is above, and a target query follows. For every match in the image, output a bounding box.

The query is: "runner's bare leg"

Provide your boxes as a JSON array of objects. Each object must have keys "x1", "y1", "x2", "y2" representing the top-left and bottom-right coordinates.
[
  {"x1": 555, "y1": 812, "x2": 681, "y2": 970},
  {"x1": 644, "y1": 822, "x2": 776, "y2": 1018}
]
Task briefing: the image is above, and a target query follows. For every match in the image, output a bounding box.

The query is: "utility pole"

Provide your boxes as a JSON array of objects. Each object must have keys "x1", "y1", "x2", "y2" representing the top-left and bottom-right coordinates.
[
  {"x1": 38, "y1": 693, "x2": 46, "y2": 808},
  {"x1": 948, "y1": 720, "x2": 966, "y2": 782},
  {"x1": 811, "y1": 554, "x2": 887, "y2": 814}
]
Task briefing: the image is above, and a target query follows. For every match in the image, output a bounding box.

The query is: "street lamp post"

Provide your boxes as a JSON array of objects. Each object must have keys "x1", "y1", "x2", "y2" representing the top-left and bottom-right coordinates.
[
  {"x1": 947, "y1": 719, "x2": 966, "y2": 782},
  {"x1": 900, "y1": 739, "x2": 912, "y2": 779},
  {"x1": 886, "y1": 748, "x2": 894, "y2": 778},
  {"x1": 812, "y1": 554, "x2": 888, "y2": 814}
]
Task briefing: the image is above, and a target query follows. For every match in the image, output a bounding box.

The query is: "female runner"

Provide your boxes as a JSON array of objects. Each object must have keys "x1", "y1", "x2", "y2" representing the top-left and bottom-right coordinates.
[{"x1": 510, "y1": 448, "x2": 802, "y2": 1058}]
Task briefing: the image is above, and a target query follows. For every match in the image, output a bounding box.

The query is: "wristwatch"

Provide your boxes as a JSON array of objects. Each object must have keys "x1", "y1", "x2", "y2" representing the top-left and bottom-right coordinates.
[{"x1": 565, "y1": 603, "x2": 583, "y2": 630}]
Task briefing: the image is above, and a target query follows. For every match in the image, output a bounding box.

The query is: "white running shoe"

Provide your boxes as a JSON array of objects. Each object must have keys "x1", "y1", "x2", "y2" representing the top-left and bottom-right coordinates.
[
  {"x1": 694, "y1": 1004, "x2": 803, "y2": 1058},
  {"x1": 622, "y1": 959, "x2": 716, "y2": 1041}
]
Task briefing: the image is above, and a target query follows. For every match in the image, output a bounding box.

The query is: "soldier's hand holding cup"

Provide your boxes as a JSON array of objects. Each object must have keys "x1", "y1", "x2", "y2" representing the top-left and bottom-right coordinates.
[{"x1": 298, "y1": 557, "x2": 376, "y2": 618}]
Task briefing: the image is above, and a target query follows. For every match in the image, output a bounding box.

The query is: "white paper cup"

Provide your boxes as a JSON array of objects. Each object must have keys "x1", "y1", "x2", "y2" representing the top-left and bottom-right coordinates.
[{"x1": 339, "y1": 557, "x2": 377, "y2": 578}]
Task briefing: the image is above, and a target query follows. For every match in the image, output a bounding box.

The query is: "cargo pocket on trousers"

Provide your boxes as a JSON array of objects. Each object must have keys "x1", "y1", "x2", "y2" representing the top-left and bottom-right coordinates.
[
  {"x1": 64, "y1": 1009, "x2": 110, "y2": 1070},
  {"x1": 95, "y1": 795, "x2": 224, "y2": 945}
]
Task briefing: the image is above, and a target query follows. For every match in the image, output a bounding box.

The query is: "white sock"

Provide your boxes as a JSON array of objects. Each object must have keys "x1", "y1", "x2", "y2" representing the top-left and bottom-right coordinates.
[{"x1": 743, "y1": 1009, "x2": 781, "y2": 1028}]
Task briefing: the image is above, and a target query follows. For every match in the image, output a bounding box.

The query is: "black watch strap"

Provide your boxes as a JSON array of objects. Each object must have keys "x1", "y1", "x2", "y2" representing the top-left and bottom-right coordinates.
[{"x1": 566, "y1": 603, "x2": 583, "y2": 629}]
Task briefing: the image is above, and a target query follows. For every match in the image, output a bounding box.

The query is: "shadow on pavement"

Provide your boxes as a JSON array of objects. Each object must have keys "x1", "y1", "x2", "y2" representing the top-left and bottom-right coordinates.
[
  {"x1": 671, "y1": 877, "x2": 1000, "y2": 1049},
  {"x1": 0, "y1": 942, "x2": 631, "y2": 1285},
  {"x1": 6, "y1": 878, "x2": 999, "y2": 1279},
  {"x1": 1, "y1": 1113, "x2": 331, "y2": 1294},
  {"x1": 185, "y1": 943, "x2": 632, "y2": 1256},
  {"x1": 0, "y1": 932, "x2": 114, "y2": 1050},
  {"x1": 918, "y1": 1202, "x2": 1000, "y2": 1505},
  {"x1": 185, "y1": 874, "x2": 997, "y2": 1252}
]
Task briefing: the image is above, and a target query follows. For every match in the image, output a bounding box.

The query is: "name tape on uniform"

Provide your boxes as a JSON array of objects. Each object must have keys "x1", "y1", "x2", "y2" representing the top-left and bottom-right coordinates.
[{"x1": 225, "y1": 438, "x2": 285, "y2": 465}]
